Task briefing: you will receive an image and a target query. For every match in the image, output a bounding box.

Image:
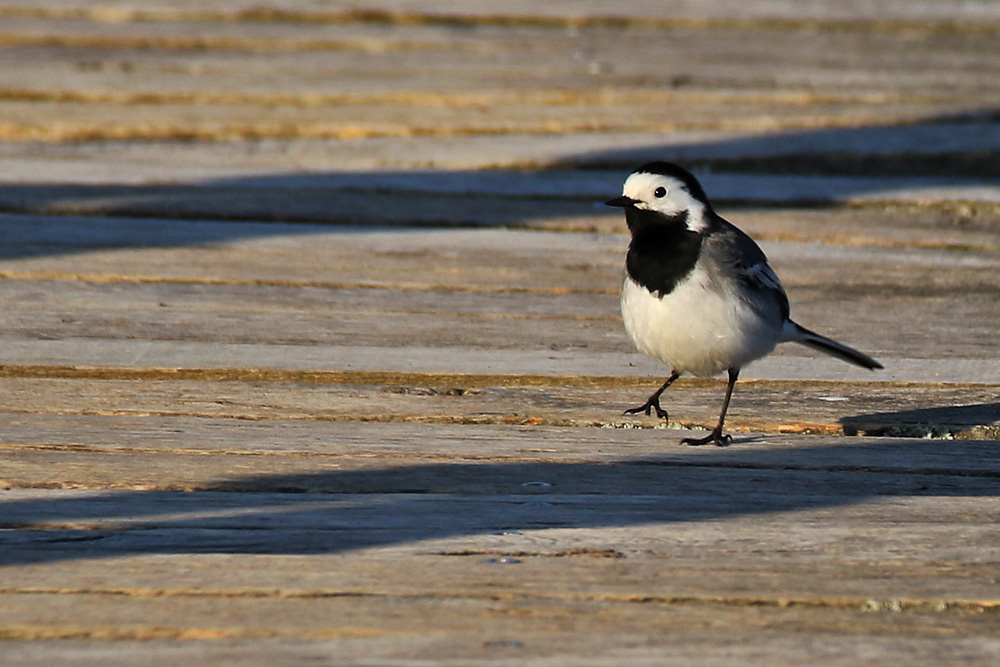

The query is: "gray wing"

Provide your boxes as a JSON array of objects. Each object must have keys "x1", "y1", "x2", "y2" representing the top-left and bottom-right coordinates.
[{"x1": 704, "y1": 216, "x2": 791, "y2": 322}]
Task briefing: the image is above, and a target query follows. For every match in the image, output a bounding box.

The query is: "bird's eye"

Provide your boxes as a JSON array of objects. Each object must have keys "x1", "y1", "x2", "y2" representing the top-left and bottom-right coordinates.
[{"x1": 653, "y1": 187, "x2": 667, "y2": 198}]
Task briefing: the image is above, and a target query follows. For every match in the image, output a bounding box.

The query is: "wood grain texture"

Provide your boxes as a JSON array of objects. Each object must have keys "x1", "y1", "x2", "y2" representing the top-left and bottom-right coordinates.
[{"x1": 0, "y1": 1, "x2": 998, "y2": 664}]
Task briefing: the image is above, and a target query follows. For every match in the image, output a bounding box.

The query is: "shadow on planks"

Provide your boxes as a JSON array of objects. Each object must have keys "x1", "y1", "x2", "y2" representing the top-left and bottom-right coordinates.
[
  {"x1": 0, "y1": 108, "x2": 997, "y2": 261},
  {"x1": 3, "y1": 433, "x2": 997, "y2": 567}
]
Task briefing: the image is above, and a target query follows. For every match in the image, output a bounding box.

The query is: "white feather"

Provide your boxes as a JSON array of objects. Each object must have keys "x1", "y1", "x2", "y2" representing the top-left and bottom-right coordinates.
[
  {"x1": 745, "y1": 262, "x2": 783, "y2": 292},
  {"x1": 620, "y1": 171, "x2": 708, "y2": 232},
  {"x1": 621, "y1": 267, "x2": 781, "y2": 378}
]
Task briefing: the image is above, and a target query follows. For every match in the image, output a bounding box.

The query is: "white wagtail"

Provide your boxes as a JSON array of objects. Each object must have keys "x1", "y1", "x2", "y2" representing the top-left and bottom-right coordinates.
[{"x1": 606, "y1": 161, "x2": 882, "y2": 446}]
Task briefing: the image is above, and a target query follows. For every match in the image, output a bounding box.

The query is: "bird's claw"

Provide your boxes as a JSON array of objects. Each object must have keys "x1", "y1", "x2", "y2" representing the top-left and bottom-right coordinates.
[
  {"x1": 622, "y1": 399, "x2": 667, "y2": 420},
  {"x1": 680, "y1": 429, "x2": 732, "y2": 447}
]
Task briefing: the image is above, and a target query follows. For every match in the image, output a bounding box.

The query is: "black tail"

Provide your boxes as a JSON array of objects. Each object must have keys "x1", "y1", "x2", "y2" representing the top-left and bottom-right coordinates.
[{"x1": 786, "y1": 322, "x2": 883, "y2": 370}]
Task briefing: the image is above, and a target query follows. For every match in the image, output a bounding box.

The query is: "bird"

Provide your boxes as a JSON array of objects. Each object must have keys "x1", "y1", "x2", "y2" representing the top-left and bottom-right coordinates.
[{"x1": 606, "y1": 161, "x2": 882, "y2": 446}]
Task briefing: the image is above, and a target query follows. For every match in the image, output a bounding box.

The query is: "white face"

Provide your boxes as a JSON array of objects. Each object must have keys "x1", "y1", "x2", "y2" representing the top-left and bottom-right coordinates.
[{"x1": 621, "y1": 171, "x2": 707, "y2": 231}]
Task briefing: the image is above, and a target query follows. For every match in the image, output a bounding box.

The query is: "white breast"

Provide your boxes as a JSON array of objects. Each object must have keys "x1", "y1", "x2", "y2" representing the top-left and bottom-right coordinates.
[{"x1": 620, "y1": 268, "x2": 781, "y2": 377}]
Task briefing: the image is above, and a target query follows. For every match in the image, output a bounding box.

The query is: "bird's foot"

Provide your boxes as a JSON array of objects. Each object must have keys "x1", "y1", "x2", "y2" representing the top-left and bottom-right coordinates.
[
  {"x1": 680, "y1": 428, "x2": 732, "y2": 447},
  {"x1": 622, "y1": 397, "x2": 667, "y2": 420}
]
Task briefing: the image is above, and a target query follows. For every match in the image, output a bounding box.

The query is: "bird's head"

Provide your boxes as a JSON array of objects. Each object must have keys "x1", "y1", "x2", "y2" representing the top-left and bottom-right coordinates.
[{"x1": 605, "y1": 162, "x2": 713, "y2": 233}]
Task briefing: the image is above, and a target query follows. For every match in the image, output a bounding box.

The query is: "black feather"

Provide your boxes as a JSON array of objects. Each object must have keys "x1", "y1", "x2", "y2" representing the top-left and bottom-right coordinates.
[
  {"x1": 791, "y1": 322, "x2": 883, "y2": 370},
  {"x1": 624, "y1": 206, "x2": 703, "y2": 297}
]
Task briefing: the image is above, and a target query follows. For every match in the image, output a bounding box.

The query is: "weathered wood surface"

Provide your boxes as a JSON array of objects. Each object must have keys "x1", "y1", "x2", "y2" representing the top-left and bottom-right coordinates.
[
  {"x1": 0, "y1": 375, "x2": 998, "y2": 437},
  {"x1": 0, "y1": 1, "x2": 998, "y2": 664},
  {"x1": 2, "y1": 424, "x2": 1000, "y2": 662}
]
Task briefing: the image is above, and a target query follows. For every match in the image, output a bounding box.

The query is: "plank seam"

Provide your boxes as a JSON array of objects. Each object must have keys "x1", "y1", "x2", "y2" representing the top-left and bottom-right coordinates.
[
  {"x1": 0, "y1": 586, "x2": 996, "y2": 616},
  {"x1": 1, "y1": 365, "x2": 993, "y2": 389},
  {"x1": 1, "y1": 6, "x2": 997, "y2": 36}
]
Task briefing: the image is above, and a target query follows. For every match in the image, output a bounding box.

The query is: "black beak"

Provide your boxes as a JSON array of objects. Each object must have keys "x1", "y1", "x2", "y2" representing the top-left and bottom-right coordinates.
[{"x1": 605, "y1": 196, "x2": 637, "y2": 208}]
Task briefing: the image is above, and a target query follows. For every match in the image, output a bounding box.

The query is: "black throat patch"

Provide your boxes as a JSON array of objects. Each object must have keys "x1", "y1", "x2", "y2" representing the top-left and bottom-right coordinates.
[{"x1": 624, "y1": 207, "x2": 703, "y2": 297}]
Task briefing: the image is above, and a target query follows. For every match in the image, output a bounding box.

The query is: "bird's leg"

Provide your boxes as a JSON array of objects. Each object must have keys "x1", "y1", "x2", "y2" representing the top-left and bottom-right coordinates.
[
  {"x1": 681, "y1": 367, "x2": 739, "y2": 447},
  {"x1": 623, "y1": 371, "x2": 680, "y2": 420}
]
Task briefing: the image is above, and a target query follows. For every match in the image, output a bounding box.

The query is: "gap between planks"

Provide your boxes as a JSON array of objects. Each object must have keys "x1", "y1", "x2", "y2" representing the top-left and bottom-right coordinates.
[
  {"x1": 0, "y1": 270, "x2": 617, "y2": 295},
  {"x1": 0, "y1": 586, "x2": 995, "y2": 616},
  {"x1": 0, "y1": 88, "x2": 950, "y2": 109},
  {"x1": 2, "y1": 5, "x2": 998, "y2": 35},
  {"x1": 1, "y1": 363, "x2": 989, "y2": 390},
  {"x1": 3, "y1": 115, "x2": 951, "y2": 144}
]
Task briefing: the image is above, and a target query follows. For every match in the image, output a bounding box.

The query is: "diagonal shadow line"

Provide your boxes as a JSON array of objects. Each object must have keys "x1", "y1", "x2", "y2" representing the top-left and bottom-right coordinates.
[
  {"x1": 0, "y1": 110, "x2": 997, "y2": 261},
  {"x1": 1, "y1": 435, "x2": 997, "y2": 567}
]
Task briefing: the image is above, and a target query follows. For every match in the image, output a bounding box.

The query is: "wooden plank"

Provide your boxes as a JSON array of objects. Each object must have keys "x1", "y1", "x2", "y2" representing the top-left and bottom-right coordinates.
[
  {"x1": 2, "y1": 635, "x2": 998, "y2": 667},
  {"x1": 0, "y1": 596, "x2": 995, "y2": 666},
  {"x1": 2, "y1": 134, "x2": 1000, "y2": 194},
  {"x1": 1, "y1": 417, "x2": 999, "y2": 476},
  {"x1": 2, "y1": 173, "x2": 1000, "y2": 226},
  {"x1": 4, "y1": 536, "x2": 1000, "y2": 611},
  {"x1": 5, "y1": 96, "x2": 998, "y2": 147},
  {"x1": 0, "y1": 222, "x2": 997, "y2": 381},
  {"x1": 14, "y1": 96, "x2": 996, "y2": 145},
  {"x1": 5, "y1": 0, "x2": 1000, "y2": 24},
  {"x1": 4, "y1": 336, "x2": 1000, "y2": 384},
  {"x1": 2, "y1": 16, "x2": 996, "y2": 100},
  {"x1": 0, "y1": 272, "x2": 993, "y2": 367},
  {"x1": 2, "y1": 219, "x2": 997, "y2": 304},
  {"x1": 0, "y1": 377, "x2": 996, "y2": 436},
  {"x1": 1, "y1": 547, "x2": 999, "y2": 629}
]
